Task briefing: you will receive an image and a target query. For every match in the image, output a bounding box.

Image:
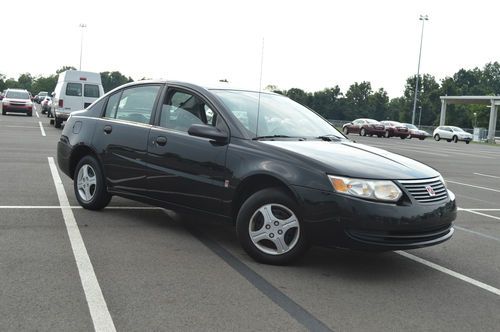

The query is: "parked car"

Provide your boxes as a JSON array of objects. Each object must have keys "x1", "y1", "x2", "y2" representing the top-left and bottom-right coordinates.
[
  {"x1": 1, "y1": 89, "x2": 33, "y2": 116},
  {"x1": 41, "y1": 96, "x2": 52, "y2": 114},
  {"x1": 403, "y1": 123, "x2": 430, "y2": 140},
  {"x1": 51, "y1": 70, "x2": 104, "y2": 128},
  {"x1": 342, "y1": 118, "x2": 386, "y2": 137},
  {"x1": 34, "y1": 91, "x2": 48, "y2": 104},
  {"x1": 380, "y1": 121, "x2": 410, "y2": 139},
  {"x1": 433, "y1": 126, "x2": 472, "y2": 144},
  {"x1": 57, "y1": 81, "x2": 456, "y2": 265}
]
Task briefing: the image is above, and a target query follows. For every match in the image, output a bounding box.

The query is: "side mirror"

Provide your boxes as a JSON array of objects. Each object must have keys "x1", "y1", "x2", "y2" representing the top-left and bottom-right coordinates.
[{"x1": 188, "y1": 124, "x2": 228, "y2": 143}]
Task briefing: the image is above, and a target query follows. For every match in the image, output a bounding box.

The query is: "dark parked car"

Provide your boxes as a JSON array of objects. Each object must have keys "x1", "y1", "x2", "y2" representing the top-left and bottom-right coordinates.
[
  {"x1": 380, "y1": 121, "x2": 410, "y2": 139},
  {"x1": 403, "y1": 123, "x2": 430, "y2": 140},
  {"x1": 342, "y1": 118, "x2": 386, "y2": 137},
  {"x1": 34, "y1": 91, "x2": 48, "y2": 104},
  {"x1": 1, "y1": 89, "x2": 33, "y2": 116},
  {"x1": 57, "y1": 81, "x2": 456, "y2": 265}
]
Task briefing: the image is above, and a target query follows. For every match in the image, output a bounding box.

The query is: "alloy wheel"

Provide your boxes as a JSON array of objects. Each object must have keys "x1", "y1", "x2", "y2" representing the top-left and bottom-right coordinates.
[{"x1": 77, "y1": 164, "x2": 97, "y2": 202}]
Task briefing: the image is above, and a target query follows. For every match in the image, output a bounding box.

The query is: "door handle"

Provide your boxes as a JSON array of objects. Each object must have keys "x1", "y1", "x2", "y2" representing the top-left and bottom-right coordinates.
[
  {"x1": 103, "y1": 125, "x2": 112, "y2": 134},
  {"x1": 156, "y1": 136, "x2": 167, "y2": 146}
]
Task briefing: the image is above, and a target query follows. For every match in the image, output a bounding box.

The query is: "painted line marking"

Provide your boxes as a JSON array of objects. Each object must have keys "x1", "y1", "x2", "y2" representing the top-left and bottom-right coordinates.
[
  {"x1": 447, "y1": 180, "x2": 500, "y2": 193},
  {"x1": 2, "y1": 125, "x2": 40, "y2": 129},
  {"x1": 474, "y1": 172, "x2": 500, "y2": 179},
  {"x1": 38, "y1": 121, "x2": 46, "y2": 137},
  {"x1": 48, "y1": 157, "x2": 116, "y2": 332},
  {"x1": 455, "y1": 226, "x2": 500, "y2": 243},
  {"x1": 35, "y1": 111, "x2": 40, "y2": 118},
  {"x1": 458, "y1": 208, "x2": 500, "y2": 221},
  {"x1": 396, "y1": 251, "x2": 500, "y2": 297},
  {"x1": 460, "y1": 208, "x2": 500, "y2": 211}
]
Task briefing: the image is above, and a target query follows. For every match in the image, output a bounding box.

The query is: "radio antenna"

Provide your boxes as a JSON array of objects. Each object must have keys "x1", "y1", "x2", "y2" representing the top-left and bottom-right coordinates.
[{"x1": 255, "y1": 37, "x2": 264, "y2": 137}]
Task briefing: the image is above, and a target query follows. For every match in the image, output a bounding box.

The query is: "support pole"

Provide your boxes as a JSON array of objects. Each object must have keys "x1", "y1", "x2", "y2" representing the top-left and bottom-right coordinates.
[
  {"x1": 439, "y1": 100, "x2": 447, "y2": 126},
  {"x1": 487, "y1": 100, "x2": 497, "y2": 143}
]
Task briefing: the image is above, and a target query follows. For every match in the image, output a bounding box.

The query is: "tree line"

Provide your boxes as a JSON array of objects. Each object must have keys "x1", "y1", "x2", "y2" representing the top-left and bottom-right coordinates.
[
  {"x1": 267, "y1": 61, "x2": 500, "y2": 128},
  {"x1": 0, "y1": 66, "x2": 134, "y2": 97},
  {"x1": 2, "y1": 62, "x2": 500, "y2": 128}
]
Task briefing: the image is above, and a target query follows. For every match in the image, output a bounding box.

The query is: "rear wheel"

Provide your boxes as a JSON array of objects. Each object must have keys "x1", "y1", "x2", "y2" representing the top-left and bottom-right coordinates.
[
  {"x1": 54, "y1": 116, "x2": 62, "y2": 128},
  {"x1": 384, "y1": 130, "x2": 390, "y2": 138},
  {"x1": 466, "y1": 141, "x2": 470, "y2": 144},
  {"x1": 27, "y1": 112, "x2": 32, "y2": 117},
  {"x1": 2, "y1": 110, "x2": 6, "y2": 115},
  {"x1": 453, "y1": 135, "x2": 458, "y2": 143},
  {"x1": 360, "y1": 128, "x2": 366, "y2": 136},
  {"x1": 408, "y1": 135, "x2": 412, "y2": 139},
  {"x1": 74, "y1": 155, "x2": 111, "y2": 210},
  {"x1": 236, "y1": 188, "x2": 309, "y2": 265},
  {"x1": 419, "y1": 137, "x2": 425, "y2": 140},
  {"x1": 434, "y1": 134, "x2": 440, "y2": 141},
  {"x1": 343, "y1": 127, "x2": 349, "y2": 135},
  {"x1": 400, "y1": 136, "x2": 407, "y2": 139}
]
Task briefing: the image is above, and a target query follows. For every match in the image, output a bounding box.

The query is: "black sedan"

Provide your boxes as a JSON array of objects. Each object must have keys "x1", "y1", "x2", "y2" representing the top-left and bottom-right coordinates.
[{"x1": 57, "y1": 81, "x2": 456, "y2": 265}]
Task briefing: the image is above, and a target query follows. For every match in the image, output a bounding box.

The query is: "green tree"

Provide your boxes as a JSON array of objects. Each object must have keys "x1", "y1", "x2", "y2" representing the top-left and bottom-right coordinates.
[
  {"x1": 286, "y1": 88, "x2": 312, "y2": 107},
  {"x1": 100, "y1": 71, "x2": 134, "y2": 93},
  {"x1": 56, "y1": 66, "x2": 77, "y2": 74},
  {"x1": 18, "y1": 73, "x2": 33, "y2": 91}
]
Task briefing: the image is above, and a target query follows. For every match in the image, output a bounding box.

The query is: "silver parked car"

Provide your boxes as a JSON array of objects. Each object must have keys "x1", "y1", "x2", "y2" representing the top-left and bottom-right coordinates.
[{"x1": 433, "y1": 126, "x2": 472, "y2": 144}]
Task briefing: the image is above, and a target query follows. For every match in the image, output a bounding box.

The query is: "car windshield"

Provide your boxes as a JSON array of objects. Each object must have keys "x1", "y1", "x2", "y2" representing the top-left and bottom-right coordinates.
[
  {"x1": 6, "y1": 91, "x2": 30, "y2": 99},
  {"x1": 451, "y1": 126, "x2": 465, "y2": 132},
  {"x1": 404, "y1": 123, "x2": 417, "y2": 129},
  {"x1": 211, "y1": 90, "x2": 344, "y2": 139},
  {"x1": 39, "y1": 92, "x2": 47, "y2": 96}
]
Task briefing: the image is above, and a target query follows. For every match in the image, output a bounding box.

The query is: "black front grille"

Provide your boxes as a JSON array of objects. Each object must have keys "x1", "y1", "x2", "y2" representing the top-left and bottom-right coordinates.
[
  {"x1": 347, "y1": 225, "x2": 453, "y2": 246},
  {"x1": 398, "y1": 177, "x2": 448, "y2": 204}
]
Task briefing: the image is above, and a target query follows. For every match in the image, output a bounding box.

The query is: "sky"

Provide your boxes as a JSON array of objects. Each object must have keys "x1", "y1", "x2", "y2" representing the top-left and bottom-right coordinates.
[{"x1": 1, "y1": 0, "x2": 499, "y2": 97}]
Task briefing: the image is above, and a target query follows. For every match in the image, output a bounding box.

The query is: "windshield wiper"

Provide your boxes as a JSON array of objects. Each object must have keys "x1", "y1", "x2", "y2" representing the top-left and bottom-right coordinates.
[
  {"x1": 316, "y1": 135, "x2": 342, "y2": 141},
  {"x1": 252, "y1": 135, "x2": 305, "y2": 141}
]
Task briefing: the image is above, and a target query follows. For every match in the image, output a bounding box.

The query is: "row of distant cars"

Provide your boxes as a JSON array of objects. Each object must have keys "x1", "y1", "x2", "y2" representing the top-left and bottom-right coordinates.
[{"x1": 342, "y1": 118, "x2": 472, "y2": 144}]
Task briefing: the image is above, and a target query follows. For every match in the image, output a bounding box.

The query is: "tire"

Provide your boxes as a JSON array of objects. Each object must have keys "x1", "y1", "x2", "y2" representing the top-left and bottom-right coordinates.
[
  {"x1": 236, "y1": 188, "x2": 309, "y2": 265},
  {"x1": 453, "y1": 136, "x2": 458, "y2": 143},
  {"x1": 446, "y1": 139, "x2": 451, "y2": 142},
  {"x1": 54, "y1": 116, "x2": 62, "y2": 128},
  {"x1": 2, "y1": 110, "x2": 5, "y2": 116},
  {"x1": 343, "y1": 127, "x2": 349, "y2": 135},
  {"x1": 360, "y1": 128, "x2": 366, "y2": 136},
  {"x1": 74, "y1": 155, "x2": 111, "y2": 210},
  {"x1": 377, "y1": 135, "x2": 382, "y2": 138},
  {"x1": 27, "y1": 112, "x2": 32, "y2": 117},
  {"x1": 466, "y1": 141, "x2": 470, "y2": 144},
  {"x1": 400, "y1": 136, "x2": 407, "y2": 139},
  {"x1": 384, "y1": 130, "x2": 390, "y2": 138},
  {"x1": 419, "y1": 138, "x2": 425, "y2": 140},
  {"x1": 408, "y1": 135, "x2": 412, "y2": 139},
  {"x1": 434, "y1": 134, "x2": 440, "y2": 141}
]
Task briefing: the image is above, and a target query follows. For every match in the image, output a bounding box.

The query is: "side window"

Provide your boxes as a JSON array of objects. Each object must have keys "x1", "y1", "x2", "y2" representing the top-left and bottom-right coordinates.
[
  {"x1": 84, "y1": 84, "x2": 100, "y2": 98},
  {"x1": 104, "y1": 92, "x2": 121, "y2": 118},
  {"x1": 87, "y1": 97, "x2": 106, "y2": 115},
  {"x1": 66, "y1": 83, "x2": 82, "y2": 96},
  {"x1": 159, "y1": 90, "x2": 216, "y2": 132},
  {"x1": 114, "y1": 85, "x2": 161, "y2": 124}
]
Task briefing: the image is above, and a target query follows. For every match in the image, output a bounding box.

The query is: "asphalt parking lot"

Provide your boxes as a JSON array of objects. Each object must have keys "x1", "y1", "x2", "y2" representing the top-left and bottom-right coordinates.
[{"x1": 1, "y1": 106, "x2": 499, "y2": 331}]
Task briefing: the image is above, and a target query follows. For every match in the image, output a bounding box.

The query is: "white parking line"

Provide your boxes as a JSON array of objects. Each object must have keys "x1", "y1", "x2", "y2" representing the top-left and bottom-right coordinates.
[
  {"x1": 458, "y1": 208, "x2": 500, "y2": 221},
  {"x1": 38, "y1": 121, "x2": 46, "y2": 137},
  {"x1": 47, "y1": 157, "x2": 116, "y2": 332},
  {"x1": 35, "y1": 111, "x2": 40, "y2": 118},
  {"x1": 0, "y1": 205, "x2": 163, "y2": 210},
  {"x1": 474, "y1": 173, "x2": 500, "y2": 179},
  {"x1": 447, "y1": 180, "x2": 500, "y2": 193},
  {"x1": 455, "y1": 226, "x2": 500, "y2": 243},
  {"x1": 396, "y1": 251, "x2": 500, "y2": 296},
  {"x1": 461, "y1": 208, "x2": 500, "y2": 211}
]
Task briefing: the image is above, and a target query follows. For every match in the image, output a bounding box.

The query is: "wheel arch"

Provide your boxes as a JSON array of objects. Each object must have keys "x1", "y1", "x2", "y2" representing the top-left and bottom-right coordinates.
[
  {"x1": 69, "y1": 144, "x2": 100, "y2": 180},
  {"x1": 231, "y1": 173, "x2": 300, "y2": 223}
]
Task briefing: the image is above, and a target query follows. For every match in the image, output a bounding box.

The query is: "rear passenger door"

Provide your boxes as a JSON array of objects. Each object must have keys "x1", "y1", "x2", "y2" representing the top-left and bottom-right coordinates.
[
  {"x1": 91, "y1": 84, "x2": 162, "y2": 197},
  {"x1": 146, "y1": 87, "x2": 229, "y2": 214}
]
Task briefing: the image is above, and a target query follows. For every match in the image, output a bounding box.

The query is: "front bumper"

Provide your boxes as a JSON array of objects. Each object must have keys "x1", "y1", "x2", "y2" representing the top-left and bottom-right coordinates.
[
  {"x1": 3, "y1": 105, "x2": 32, "y2": 113},
  {"x1": 292, "y1": 185, "x2": 457, "y2": 250},
  {"x1": 54, "y1": 108, "x2": 71, "y2": 120}
]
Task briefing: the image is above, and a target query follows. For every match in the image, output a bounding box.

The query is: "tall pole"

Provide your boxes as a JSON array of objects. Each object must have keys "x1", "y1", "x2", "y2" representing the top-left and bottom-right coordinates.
[
  {"x1": 79, "y1": 23, "x2": 87, "y2": 70},
  {"x1": 411, "y1": 15, "x2": 428, "y2": 125},
  {"x1": 418, "y1": 106, "x2": 422, "y2": 127}
]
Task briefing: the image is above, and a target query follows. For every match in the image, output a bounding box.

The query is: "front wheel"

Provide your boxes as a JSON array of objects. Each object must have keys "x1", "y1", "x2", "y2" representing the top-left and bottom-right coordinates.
[
  {"x1": 434, "y1": 134, "x2": 440, "y2": 141},
  {"x1": 74, "y1": 155, "x2": 111, "y2": 210},
  {"x1": 453, "y1": 135, "x2": 458, "y2": 143},
  {"x1": 360, "y1": 128, "x2": 366, "y2": 136},
  {"x1": 400, "y1": 135, "x2": 407, "y2": 139},
  {"x1": 343, "y1": 127, "x2": 349, "y2": 135},
  {"x1": 466, "y1": 141, "x2": 470, "y2": 144},
  {"x1": 236, "y1": 188, "x2": 309, "y2": 265},
  {"x1": 384, "y1": 131, "x2": 390, "y2": 138}
]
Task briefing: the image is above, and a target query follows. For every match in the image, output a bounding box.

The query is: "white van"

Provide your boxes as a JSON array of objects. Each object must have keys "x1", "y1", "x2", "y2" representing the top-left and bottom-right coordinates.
[{"x1": 51, "y1": 70, "x2": 104, "y2": 128}]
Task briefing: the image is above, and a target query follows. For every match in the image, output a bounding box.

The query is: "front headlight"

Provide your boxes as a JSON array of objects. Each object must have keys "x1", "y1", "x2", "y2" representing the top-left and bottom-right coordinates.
[{"x1": 328, "y1": 175, "x2": 402, "y2": 202}]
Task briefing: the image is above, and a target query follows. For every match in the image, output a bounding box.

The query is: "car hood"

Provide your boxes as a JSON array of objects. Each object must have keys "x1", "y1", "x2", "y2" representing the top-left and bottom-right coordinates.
[{"x1": 261, "y1": 140, "x2": 439, "y2": 180}]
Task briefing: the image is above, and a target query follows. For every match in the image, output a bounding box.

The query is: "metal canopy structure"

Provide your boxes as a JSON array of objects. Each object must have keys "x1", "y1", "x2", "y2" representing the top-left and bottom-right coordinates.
[{"x1": 439, "y1": 96, "x2": 500, "y2": 143}]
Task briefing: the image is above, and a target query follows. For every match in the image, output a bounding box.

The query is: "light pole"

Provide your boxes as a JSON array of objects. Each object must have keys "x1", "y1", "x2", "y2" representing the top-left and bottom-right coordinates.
[
  {"x1": 418, "y1": 106, "x2": 422, "y2": 127},
  {"x1": 79, "y1": 23, "x2": 87, "y2": 70},
  {"x1": 411, "y1": 14, "x2": 429, "y2": 125},
  {"x1": 473, "y1": 112, "x2": 477, "y2": 127}
]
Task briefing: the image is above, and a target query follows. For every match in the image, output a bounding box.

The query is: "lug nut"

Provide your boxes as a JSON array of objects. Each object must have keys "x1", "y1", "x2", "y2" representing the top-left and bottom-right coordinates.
[
  {"x1": 274, "y1": 221, "x2": 279, "y2": 226},
  {"x1": 269, "y1": 233, "x2": 274, "y2": 238},
  {"x1": 265, "y1": 225, "x2": 271, "y2": 229},
  {"x1": 278, "y1": 230, "x2": 283, "y2": 235}
]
